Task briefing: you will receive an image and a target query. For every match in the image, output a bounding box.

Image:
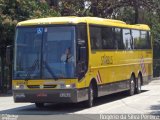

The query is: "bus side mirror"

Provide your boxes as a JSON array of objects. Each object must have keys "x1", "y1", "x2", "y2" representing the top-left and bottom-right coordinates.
[{"x1": 6, "y1": 45, "x2": 13, "y2": 65}]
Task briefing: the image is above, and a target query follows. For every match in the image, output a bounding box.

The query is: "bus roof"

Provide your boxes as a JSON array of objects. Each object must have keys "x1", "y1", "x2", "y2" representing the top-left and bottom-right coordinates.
[{"x1": 17, "y1": 16, "x2": 150, "y2": 30}]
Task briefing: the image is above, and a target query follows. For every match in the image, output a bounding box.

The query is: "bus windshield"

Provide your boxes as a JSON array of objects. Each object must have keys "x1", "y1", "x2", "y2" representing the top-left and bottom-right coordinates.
[{"x1": 14, "y1": 26, "x2": 76, "y2": 79}]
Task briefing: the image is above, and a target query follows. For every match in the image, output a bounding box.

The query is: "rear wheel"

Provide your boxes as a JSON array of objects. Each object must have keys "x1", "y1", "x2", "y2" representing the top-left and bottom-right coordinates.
[
  {"x1": 136, "y1": 75, "x2": 142, "y2": 94},
  {"x1": 129, "y1": 75, "x2": 135, "y2": 96},
  {"x1": 35, "y1": 103, "x2": 44, "y2": 108},
  {"x1": 86, "y1": 83, "x2": 94, "y2": 108}
]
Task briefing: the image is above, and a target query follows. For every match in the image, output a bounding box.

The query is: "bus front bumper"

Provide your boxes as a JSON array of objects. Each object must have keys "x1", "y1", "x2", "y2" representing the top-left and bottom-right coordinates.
[{"x1": 13, "y1": 88, "x2": 88, "y2": 103}]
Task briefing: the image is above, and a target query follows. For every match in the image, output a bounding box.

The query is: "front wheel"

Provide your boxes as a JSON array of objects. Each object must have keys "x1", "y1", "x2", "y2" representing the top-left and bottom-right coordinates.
[
  {"x1": 35, "y1": 103, "x2": 44, "y2": 108},
  {"x1": 86, "y1": 84, "x2": 94, "y2": 108}
]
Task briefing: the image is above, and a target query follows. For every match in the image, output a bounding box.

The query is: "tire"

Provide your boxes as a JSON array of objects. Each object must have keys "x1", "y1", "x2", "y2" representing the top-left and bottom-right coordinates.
[
  {"x1": 86, "y1": 83, "x2": 94, "y2": 108},
  {"x1": 136, "y1": 75, "x2": 142, "y2": 94},
  {"x1": 129, "y1": 75, "x2": 135, "y2": 96},
  {"x1": 35, "y1": 103, "x2": 44, "y2": 108}
]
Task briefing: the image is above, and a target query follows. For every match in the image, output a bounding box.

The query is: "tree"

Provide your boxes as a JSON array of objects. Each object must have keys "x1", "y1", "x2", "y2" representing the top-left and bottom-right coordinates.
[
  {"x1": 0, "y1": 0, "x2": 60, "y2": 92},
  {"x1": 53, "y1": 0, "x2": 160, "y2": 76}
]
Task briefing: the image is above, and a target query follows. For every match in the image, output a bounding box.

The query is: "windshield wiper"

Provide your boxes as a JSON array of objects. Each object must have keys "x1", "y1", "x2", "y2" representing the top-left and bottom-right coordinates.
[
  {"x1": 25, "y1": 59, "x2": 58, "y2": 81},
  {"x1": 25, "y1": 59, "x2": 39, "y2": 81},
  {"x1": 43, "y1": 61, "x2": 58, "y2": 80}
]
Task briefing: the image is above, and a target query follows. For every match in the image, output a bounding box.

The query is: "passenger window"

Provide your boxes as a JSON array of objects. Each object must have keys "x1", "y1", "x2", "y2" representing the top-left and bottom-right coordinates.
[
  {"x1": 132, "y1": 30, "x2": 141, "y2": 49},
  {"x1": 140, "y1": 31, "x2": 151, "y2": 49},
  {"x1": 123, "y1": 29, "x2": 132, "y2": 50},
  {"x1": 90, "y1": 26, "x2": 102, "y2": 50},
  {"x1": 114, "y1": 28, "x2": 123, "y2": 49},
  {"x1": 102, "y1": 27, "x2": 115, "y2": 49}
]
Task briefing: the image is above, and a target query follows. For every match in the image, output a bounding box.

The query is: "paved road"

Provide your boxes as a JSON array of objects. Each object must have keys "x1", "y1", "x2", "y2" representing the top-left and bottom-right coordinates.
[{"x1": 0, "y1": 80, "x2": 160, "y2": 120}]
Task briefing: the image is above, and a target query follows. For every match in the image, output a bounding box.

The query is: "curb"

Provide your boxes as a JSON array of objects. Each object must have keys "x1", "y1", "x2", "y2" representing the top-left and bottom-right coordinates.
[{"x1": 152, "y1": 77, "x2": 160, "y2": 80}]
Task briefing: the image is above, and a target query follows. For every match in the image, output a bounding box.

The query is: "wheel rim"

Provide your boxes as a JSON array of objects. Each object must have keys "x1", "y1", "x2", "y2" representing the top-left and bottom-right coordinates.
[
  {"x1": 89, "y1": 85, "x2": 94, "y2": 106},
  {"x1": 130, "y1": 78, "x2": 135, "y2": 94},
  {"x1": 138, "y1": 77, "x2": 141, "y2": 91},
  {"x1": 35, "y1": 103, "x2": 44, "y2": 107}
]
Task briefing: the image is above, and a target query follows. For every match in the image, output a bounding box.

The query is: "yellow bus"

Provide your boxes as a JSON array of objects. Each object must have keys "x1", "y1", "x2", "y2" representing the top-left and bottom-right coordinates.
[{"x1": 12, "y1": 17, "x2": 152, "y2": 108}]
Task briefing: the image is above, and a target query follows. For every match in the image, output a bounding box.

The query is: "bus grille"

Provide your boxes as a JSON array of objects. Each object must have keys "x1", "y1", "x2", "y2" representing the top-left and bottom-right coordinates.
[
  {"x1": 27, "y1": 85, "x2": 39, "y2": 88},
  {"x1": 27, "y1": 85, "x2": 57, "y2": 89},
  {"x1": 44, "y1": 85, "x2": 57, "y2": 88}
]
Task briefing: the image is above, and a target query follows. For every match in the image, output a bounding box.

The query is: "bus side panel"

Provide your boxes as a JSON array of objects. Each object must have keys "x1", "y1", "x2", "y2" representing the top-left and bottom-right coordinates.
[{"x1": 87, "y1": 49, "x2": 152, "y2": 97}]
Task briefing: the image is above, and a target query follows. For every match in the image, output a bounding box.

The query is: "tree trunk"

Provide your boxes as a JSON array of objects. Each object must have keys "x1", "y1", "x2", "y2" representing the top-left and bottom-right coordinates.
[
  {"x1": 134, "y1": 0, "x2": 139, "y2": 24},
  {"x1": 91, "y1": 0, "x2": 99, "y2": 16},
  {"x1": 0, "y1": 56, "x2": 6, "y2": 93}
]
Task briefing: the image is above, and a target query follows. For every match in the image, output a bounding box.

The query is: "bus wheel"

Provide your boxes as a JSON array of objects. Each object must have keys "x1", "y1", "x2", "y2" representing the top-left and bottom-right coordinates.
[
  {"x1": 136, "y1": 75, "x2": 142, "y2": 94},
  {"x1": 129, "y1": 75, "x2": 135, "y2": 96},
  {"x1": 86, "y1": 83, "x2": 94, "y2": 108},
  {"x1": 35, "y1": 103, "x2": 44, "y2": 108}
]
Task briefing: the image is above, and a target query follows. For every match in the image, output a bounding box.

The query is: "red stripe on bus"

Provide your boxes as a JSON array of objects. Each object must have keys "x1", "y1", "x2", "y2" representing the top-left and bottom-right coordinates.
[{"x1": 98, "y1": 71, "x2": 102, "y2": 83}]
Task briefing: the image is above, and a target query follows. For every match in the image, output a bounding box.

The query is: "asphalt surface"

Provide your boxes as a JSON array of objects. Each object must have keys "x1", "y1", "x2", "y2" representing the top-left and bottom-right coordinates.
[{"x1": 0, "y1": 80, "x2": 160, "y2": 120}]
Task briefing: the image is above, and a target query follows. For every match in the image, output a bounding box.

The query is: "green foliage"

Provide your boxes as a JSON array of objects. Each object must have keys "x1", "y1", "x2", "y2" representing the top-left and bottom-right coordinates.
[
  {"x1": 1, "y1": 0, "x2": 160, "y2": 79},
  {"x1": 0, "y1": 0, "x2": 60, "y2": 53},
  {"x1": 0, "y1": 0, "x2": 60, "y2": 90},
  {"x1": 58, "y1": 0, "x2": 160, "y2": 77},
  {"x1": 15, "y1": 0, "x2": 60, "y2": 19}
]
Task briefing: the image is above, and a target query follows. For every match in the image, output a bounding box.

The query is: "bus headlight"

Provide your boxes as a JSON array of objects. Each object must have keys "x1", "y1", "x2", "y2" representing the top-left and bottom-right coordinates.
[
  {"x1": 60, "y1": 83, "x2": 76, "y2": 89},
  {"x1": 14, "y1": 84, "x2": 26, "y2": 89},
  {"x1": 15, "y1": 85, "x2": 20, "y2": 89},
  {"x1": 66, "y1": 83, "x2": 76, "y2": 88}
]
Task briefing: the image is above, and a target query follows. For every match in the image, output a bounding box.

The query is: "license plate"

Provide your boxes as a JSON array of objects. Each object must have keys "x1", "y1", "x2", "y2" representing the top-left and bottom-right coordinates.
[
  {"x1": 60, "y1": 93, "x2": 71, "y2": 97},
  {"x1": 37, "y1": 93, "x2": 47, "y2": 97}
]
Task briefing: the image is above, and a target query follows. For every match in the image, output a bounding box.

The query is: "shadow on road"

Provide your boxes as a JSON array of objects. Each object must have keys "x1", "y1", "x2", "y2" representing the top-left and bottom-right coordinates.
[
  {"x1": 0, "y1": 90, "x2": 148, "y2": 115},
  {"x1": 149, "y1": 101, "x2": 160, "y2": 115},
  {"x1": 0, "y1": 94, "x2": 12, "y2": 97}
]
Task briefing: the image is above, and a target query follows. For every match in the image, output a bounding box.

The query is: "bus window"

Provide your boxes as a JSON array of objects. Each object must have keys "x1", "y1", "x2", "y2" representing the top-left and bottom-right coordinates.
[
  {"x1": 77, "y1": 24, "x2": 87, "y2": 61},
  {"x1": 114, "y1": 28, "x2": 123, "y2": 50},
  {"x1": 123, "y1": 29, "x2": 132, "y2": 50},
  {"x1": 132, "y1": 30, "x2": 141, "y2": 49},
  {"x1": 77, "y1": 24, "x2": 88, "y2": 79},
  {"x1": 43, "y1": 26, "x2": 76, "y2": 78},
  {"x1": 140, "y1": 31, "x2": 151, "y2": 49},
  {"x1": 90, "y1": 26, "x2": 102, "y2": 50},
  {"x1": 102, "y1": 27, "x2": 115, "y2": 49}
]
